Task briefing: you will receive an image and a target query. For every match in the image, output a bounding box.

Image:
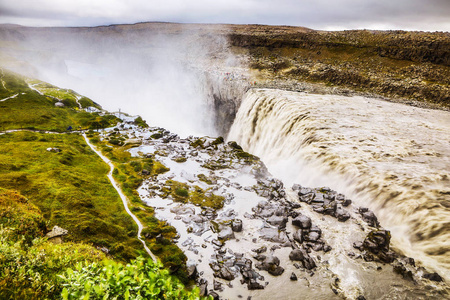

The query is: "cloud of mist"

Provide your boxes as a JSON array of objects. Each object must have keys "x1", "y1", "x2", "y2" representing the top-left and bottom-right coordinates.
[{"x1": 8, "y1": 26, "x2": 239, "y2": 137}]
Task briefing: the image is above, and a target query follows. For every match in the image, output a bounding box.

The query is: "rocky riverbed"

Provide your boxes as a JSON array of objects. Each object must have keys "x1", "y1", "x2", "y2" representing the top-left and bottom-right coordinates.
[{"x1": 95, "y1": 120, "x2": 448, "y2": 299}]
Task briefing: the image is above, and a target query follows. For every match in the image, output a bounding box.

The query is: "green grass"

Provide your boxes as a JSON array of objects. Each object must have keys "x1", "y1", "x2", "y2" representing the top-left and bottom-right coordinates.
[
  {"x1": 0, "y1": 131, "x2": 142, "y2": 260},
  {"x1": 88, "y1": 132, "x2": 191, "y2": 281},
  {"x1": 160, "y1": 180, "x2": 225, "y2": 210},
  {"x1": 0, "y1": 189, "x2": 203, "y2": 300},
  {"x1": 0, "y1": 70, "x2": 120, "y2": 132}
]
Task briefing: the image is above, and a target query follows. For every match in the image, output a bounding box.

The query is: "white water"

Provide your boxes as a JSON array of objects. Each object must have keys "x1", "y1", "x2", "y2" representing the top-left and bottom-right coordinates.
[{"x1": 228, "y1": 89, "x2": 450, "y2": 281}]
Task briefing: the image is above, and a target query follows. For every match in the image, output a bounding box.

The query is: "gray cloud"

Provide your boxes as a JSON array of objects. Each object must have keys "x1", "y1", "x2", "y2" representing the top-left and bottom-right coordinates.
[{"x1": 1, "y1": 0, "x2": 450, "y2": 31}]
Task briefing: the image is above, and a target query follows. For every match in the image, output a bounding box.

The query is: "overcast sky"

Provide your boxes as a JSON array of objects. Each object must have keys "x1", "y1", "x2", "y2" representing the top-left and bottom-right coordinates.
[{"x1": 1, "y1": 0, "x2": 449, "y2": 31}]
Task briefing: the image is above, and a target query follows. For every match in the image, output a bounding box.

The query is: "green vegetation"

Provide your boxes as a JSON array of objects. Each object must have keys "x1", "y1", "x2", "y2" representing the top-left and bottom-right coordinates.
[
  {"x1": 78, "y1": 96, "x2": 101, "y2": 109},
  {"x1": 161, "y1": 180, "x2": 225, "y2": 210},
  {"x1": 0, "y1": 189, "x2": 203, "y2": 299},
  {"x1": 88, "y1": 132, "x2": 190, "y2": 281},
  {"x1": 197, "y1": 174, "x2": 214, "y2": 185},
  {"x1": 0, "y1": 189, "x2": 106, "y2": 299},
  {"x1": 59, "y1": 257, "x2": 202, "y2": 300},
  {"x1": 134, "y1": 116, "x2": 149, "y2": 128},
  {"x1": 0, "y1": 132, "x2": 142, "y2": 260},
  {"x1": 0, "y1": 70, "x2": 120, "y2": 132}
]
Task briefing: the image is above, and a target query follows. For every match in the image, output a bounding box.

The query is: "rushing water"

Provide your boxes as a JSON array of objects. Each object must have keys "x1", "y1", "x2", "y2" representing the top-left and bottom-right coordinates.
[{"x1": 228, "y1": 89, "x2": 450, "y2": 281}]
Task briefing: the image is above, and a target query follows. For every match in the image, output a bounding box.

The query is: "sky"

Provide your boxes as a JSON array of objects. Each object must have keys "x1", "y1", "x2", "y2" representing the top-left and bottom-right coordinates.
[{"x1": 1, "y1": 0, "x2": 449, "y2": 31}]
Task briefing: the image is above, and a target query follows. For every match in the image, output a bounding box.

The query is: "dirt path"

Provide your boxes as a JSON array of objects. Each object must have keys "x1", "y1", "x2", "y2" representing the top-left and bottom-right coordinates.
[
  {"x1": 82, "y1": 133, "x2": 157, "y2": 261},
  {"x1": 0, "y1": 93, "x2": 18, "y2": 102}
]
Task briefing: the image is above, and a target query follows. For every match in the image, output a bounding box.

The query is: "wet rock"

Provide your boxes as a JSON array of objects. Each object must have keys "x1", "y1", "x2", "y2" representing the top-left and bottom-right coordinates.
[
  {"x1": 292, "y1": 214, "x2": 312, "y2": 229},
  {"x1": 187, "y1": 265, "x2": 198, "y2": 279},
  {"x1": 305, "y1": 231, "x2": 321, "y2": 242},
  {"x1": 342, "y1": 199, "x2": 352, "y2": 207},
  {"x1": 259, "y1": 227, "x2": 291, "y2": 245},
  {"x1": 289, "y1": 249, "x2": 305, "y2": 261},
  {"x1": 209, "y1": 291, "x2": 220, "y2": 300},
  {"x1": 216, "y1": 266, "x2": 235, "y2": 281},
  {"x1": 290, "y1": 272, "x2": 298, "y2": 281},
  {"x1": 247, "y1": 280, "x2": 265, "y2": 290},
  {"x1": 218, "y1": 226, "x2": 235, "y2": 241},
  {"x1": 359, "y1": 208, "x2": 379, "y2": 227},
  {"x1": 303, "y1": 257, "x2": 317, "y2": 270},
  {"x1": 335, "y1": 207, "x2": 351, "y2": 222},
  {"x1": 293, "y1": 229, "x2": 303, "y2": 243},
  {"x1": 256, "y1": 255, "x2": 285, "y2": 276},
  {"x1": 252, "y1": 246, "x2": 267, "y2": 254},
  {"x1": 361, "y1": 229, "x2": 396, "y2": 263},
  {"x1": 392, "y1": 261, "x2": 414, "y2": 281},
  {"x1": 298, "y1": 187, "x2": 313, "y2": 196},
  {"x1": 267, "y1": 215, "x2": 288, "y2": 229},
  {"x1": 212, "y1": 239, "x2": 224, "y2": 248},
  {"x1": 232, "y1": 219, "x2": 243, "y2": 232},
  {"x1": 423, "y1": 272, "x2": 443, "y2": 282},
  {"x1": 198, "y1": 279, "x2": 208, "y2": 297},
  {"x1": 213, "y1": 280, "x2": 223, "y2": 291},
  {"x1": 268, "y1": 266, "x2": 285, "y2": 276},
  {"x1": 353, "y1": 241, "x2": 364, "y2": 250},
  {"x1": 322, "y1": 199, "x2": 337, "y2": 215}
]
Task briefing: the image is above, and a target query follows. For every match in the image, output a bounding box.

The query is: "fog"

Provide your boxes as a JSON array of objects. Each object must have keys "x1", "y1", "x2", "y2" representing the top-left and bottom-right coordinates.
[{"x1": 5, "y1": 25, "x2": 240, "y2": 137}]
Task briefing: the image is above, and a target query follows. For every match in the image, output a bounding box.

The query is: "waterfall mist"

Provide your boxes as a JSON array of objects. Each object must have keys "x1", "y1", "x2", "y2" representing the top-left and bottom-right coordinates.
[{"x1": 0, "y1": 24, "x2": 243, "y2": 137}]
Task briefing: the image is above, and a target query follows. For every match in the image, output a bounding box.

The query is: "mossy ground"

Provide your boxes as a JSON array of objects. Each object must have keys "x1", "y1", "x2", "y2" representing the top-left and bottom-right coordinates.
[
  {"x1": 0, "y1": 131, "x2": 142, "y2": 260},
  {"x1": 88, "y1": 131, "x2": 190, "y2": 281},
  {"x1": 0, "y1": 189, "x2": 202, "y2": 300},
  {"x1": 0, "y1": 69, "x2": 119, "y2": 132},
  {"x1": 161, "y1": 179, "x2": 225, "y2": 210}
]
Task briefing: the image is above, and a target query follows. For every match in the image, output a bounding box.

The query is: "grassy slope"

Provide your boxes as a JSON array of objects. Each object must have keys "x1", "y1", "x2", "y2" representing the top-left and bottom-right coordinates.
[
  {"x1": 0, "y1": 69, "x2": 192, "y2": 281},
  {"x1": 0, "y1": 69, "x2": 118, "y2": 132},
  {"x1": 88, "y1": 131, "x2": 190, "y2": 280},
  {"x1": 0, "y1": 189, "x2": 202, "y2": 300},
  {"x1": 0, "y1": 70, "x2": 141, "y2": 260},
  {"x1": 0, "y1": 131, "x2": 142, "y2": 260}
]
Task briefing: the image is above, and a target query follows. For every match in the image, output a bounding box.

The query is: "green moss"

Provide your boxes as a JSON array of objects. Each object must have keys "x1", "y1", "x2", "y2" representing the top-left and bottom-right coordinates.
[
  {"x1": 0, "y1": 189, "x2": 47, "y2": 245},
  {"x1": 0, "y1": 132, "x2": 141, "y2": 260},
  {"x1": 190, "y1": 138, "x2": 205, "y2": 148},
  {"x1": 228, "y1": 141, "x2": 243, "y2": 150},
  {"x1": 0, "y1": 71, "x2": 120, "y2": 132},
  {"x1": 197, "y1": 173, "x2": 213, "y2": 185},
  {"x1": 174, "y1": 156, "x2": 187, "y2": 163},
  {"x1": 133, "y1": 116, "x2": 149, "y2": 128},
  {"x1": 163, "y1": 180, "x2": 224, "y2": 210}
]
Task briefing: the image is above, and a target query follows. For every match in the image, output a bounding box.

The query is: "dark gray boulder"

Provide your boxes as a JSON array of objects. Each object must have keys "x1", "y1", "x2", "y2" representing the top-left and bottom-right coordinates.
[{"x1": 292, "y1": 214, "x2": 312, "y2": 229}]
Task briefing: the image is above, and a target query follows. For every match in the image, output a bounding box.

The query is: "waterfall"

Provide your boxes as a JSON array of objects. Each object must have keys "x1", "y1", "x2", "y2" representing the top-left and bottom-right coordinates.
[{"x1": 228, "y1": 88, "x2": 450, "y2": 280}]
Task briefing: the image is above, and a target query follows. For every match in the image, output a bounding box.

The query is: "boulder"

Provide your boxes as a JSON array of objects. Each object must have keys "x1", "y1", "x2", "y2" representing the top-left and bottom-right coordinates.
[
  {"x1": 231, "y1": 219, "x2": 243, "y2": 232},
  {"x1": 423, "y1": 272, "x2": 443, "y2": 282},
  {"x1": 335, "y1": 207, "x2": 350, "y2": 222},
  {"x1": 256, "y1": 255, "x2": 285, "y2": 276},
  {"x1": 289, "y1": 249, "x2": 305, "y2": 261},
  {"x1": 267, "y1": 215, "x2": 288, "y2": 229},
  {"x1": 293, "y1": 229, "x2": 303, "y2": 243},
  {"x1": 46, "y1": 226, "x2": 68, "y2": 244},
  {"x1": 292, "y1": 214, "x2": 312, "y2": 229},
  {"x1": 359, "y1": 208, "x2": 379, "y2": 227},
  {"x1": 290, "y1": 272, "x2": 298, "y2": 281},
  {"x1": 218, "y1": 226, "x2": 235, "y2": 241}
]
